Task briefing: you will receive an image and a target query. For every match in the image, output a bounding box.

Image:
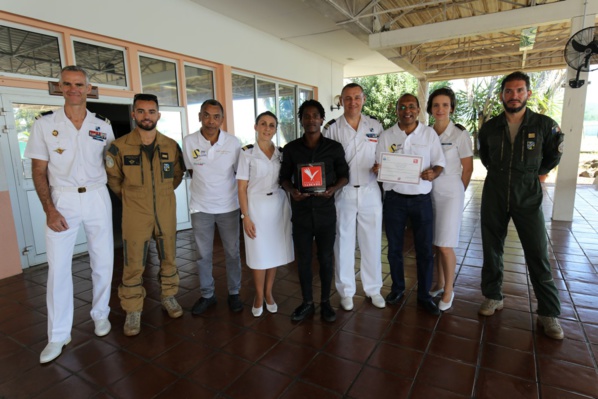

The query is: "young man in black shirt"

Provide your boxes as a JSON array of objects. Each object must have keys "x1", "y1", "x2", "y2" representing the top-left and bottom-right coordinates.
[{"x1": 280, "y1": 100, "x2": 349, "y2": 322}]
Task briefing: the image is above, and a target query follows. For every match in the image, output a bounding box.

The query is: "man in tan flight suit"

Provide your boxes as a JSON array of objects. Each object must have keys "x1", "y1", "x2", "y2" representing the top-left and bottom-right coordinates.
[{"x1": 106, "y1": 93, "x2": 185, "y2": 336}]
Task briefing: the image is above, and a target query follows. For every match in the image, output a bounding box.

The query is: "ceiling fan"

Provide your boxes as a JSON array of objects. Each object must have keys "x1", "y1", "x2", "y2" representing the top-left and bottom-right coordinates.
[{"x1": 564, "y1": 25, "x2": 598, "y2": 88}]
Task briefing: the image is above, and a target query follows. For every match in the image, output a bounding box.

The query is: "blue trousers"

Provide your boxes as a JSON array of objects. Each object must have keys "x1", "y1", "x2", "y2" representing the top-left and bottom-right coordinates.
[{"x1": 383, "y1": 191, "x2": 434, "y2": 301}]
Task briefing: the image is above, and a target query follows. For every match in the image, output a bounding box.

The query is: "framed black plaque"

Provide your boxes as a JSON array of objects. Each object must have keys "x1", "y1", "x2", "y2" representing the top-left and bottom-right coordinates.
[{"x1": 297, "y1": 162, "x2": 326, "y2": 193}]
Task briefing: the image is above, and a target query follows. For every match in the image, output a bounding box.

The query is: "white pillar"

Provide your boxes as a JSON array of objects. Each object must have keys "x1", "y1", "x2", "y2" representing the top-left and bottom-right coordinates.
[
  {"x1": 418, "y1": 78, "x2": 428, "y2": 124},
  {"x1": 552, "y1": 14, "x2": 594, "y2": 221}
]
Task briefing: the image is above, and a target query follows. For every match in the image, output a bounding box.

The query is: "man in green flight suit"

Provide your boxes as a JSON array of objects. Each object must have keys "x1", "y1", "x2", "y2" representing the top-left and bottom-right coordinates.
[{"x1": 478, "y1": 71, "x2": 565, "y2": 340}]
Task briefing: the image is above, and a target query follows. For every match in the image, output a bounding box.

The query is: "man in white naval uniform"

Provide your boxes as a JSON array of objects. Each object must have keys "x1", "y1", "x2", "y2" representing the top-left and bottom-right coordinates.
[
  {"x1": 25, "y1": 65, "x2": 115, "y2": 363},
  {"x1": 324, "y1": 83, "x2": 385, "y2": 311}
]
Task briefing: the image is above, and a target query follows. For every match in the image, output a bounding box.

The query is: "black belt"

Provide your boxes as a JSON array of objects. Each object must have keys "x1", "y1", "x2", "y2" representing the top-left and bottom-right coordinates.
[{"x1": 388, "y1": 190, "x2": 426, "y2": 198}]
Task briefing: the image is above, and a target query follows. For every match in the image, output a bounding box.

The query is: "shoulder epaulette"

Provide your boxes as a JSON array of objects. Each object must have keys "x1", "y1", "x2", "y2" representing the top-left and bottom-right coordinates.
[
  {"x1": 95, "y1": 114, "x2": 111, "y2": 125},
  {"x1": 35, "y1": 110, "x2": 54, "y2": 120},
  {"x1": 278, "y1": 147, "x2": 283, "y2": 152},
  {"x1": 242, "y1": 144, "x2": 254, "y2": 151},
  {"x1": 323, "y1": 119, "x2": 337, "y2": 129},
  {"x1": 455, "y1": 123, "x2": 466, "y2": 131},
  {"x1": 107, "y1": 143, "x2": 119, "y2": 156},
  {"x1": 368, "y1": 115, "x2": 380, "y2": 122}
]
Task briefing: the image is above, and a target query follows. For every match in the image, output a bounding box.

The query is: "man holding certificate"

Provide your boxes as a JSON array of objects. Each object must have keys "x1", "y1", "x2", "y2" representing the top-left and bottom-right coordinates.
[
  {"x1": 375, "y1": 94, "x2": 445, "y2": 315},
  {"x1": 280, "y1": 100, "x2": 349, "y2": 323}
]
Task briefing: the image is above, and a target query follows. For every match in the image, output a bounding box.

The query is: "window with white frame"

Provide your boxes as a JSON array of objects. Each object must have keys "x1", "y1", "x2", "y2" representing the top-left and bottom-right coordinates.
[
  {"x1": 73, "y1": 39, "x2": 127, "y2": 87},
  {"x1": 0, "y1": 23, "x2": 62, "y2": 79},
  {"x1": 139, "y1": 55, "x2": 179, "y2": 106}
]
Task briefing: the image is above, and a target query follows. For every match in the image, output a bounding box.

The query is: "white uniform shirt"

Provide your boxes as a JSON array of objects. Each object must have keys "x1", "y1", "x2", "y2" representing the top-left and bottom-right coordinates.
[
  {"x1": 438, "y1": 122, "x2": 473, "y2": 176},
  {"x1": 24, "y1": 108, "x2": 114, "y2": 187},
  {"x1": 376, "y1": 122, "x2": 445, "y2": 195},
  {"x1": 183, "y1": 129, "x2": 241, "y2": 214},
  {"x1": 324, "y1": 114, "x2": 383, "y2": 187},
  {"x1": 236, "y1": 144, "x2": 283, "y2": 195}
]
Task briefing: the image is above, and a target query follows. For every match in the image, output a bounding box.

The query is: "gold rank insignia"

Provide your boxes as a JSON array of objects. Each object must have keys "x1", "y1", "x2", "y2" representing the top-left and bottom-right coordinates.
[
  {"x1": 528, "y1": 133, "x2": 536, "y2": 138},
  {"x1": 52, "y1": 130, "x2": 59, "y2": 137},
  {"x1": 54, "y1": 148, "x2": 65, "y2": 154}
]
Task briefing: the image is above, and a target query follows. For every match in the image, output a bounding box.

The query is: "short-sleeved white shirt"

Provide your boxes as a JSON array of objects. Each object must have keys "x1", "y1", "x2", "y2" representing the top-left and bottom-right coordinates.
[
  {"x1": 324, "y1": 114, "x2": 383, "y2": 187},
  {"x1": 236, "y1": 144, "x2": 283, "y2": 195},
  {"x1": 438, "y1": 122, "x2": 474, "y2": 176},
  {"x1": 183, "y1": 129, "x2": 241, "y2": 214},
  {"x1": 24, "y1": 108, "x2": 114, "y2": 187},
  {"x1": 376, "y1": 122, "x2": 446, "y2": 195}
]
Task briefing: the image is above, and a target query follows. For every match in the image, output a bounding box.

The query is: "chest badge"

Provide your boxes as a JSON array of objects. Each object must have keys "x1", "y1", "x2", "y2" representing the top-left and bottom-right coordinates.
[
  {"x1": 54, "y1": 148, "x2": 65, "y2": 154},
  {"x1": 52, "y1": 130, "x2": 59, "y2": 137},
  {"x1": 526, "y1": 141, "x2": 536, "y2": 150}
]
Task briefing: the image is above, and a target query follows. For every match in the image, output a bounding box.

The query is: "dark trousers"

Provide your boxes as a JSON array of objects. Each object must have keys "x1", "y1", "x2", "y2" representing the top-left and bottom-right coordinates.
[
  {"x1": 292, "y1": 220, "x2": 336, "y2": 303},
  {"x1": 383, "y1": 191, "x2": 434, "y2": 301},
  {"x1": 480, "y1": 182, "x2": 560, "y2": 317}
]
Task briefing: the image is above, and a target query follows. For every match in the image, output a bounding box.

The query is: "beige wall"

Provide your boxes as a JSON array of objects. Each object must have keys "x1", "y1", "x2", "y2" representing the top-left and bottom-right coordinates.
[{"x1": 0, "y1": 191, "x2": 21, "y2": 278}]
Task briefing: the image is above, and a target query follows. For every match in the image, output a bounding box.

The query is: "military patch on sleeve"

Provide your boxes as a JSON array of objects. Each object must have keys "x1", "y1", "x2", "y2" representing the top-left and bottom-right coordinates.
[
  {"x1": 107, "y1": 144, "x2": 119, "y2": 156},
  {"x1": 323, "y1": 119, "x2": 337, "y2": 129},
  {"x1": 242, "y1": 144, "x2": 254, "y2": 151},
  {"x1": 105, "y1": 155, "x2": 115, "y2": 168},
  {"x1": 552, "y1": 124, "x2": 561, "y2": 135}
]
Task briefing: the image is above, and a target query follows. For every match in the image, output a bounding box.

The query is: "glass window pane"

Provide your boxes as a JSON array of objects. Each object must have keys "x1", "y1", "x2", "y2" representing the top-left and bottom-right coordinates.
[
  {"x1": 185, "y1": 65, "x2": 214, "y2": 134},
  {"x1": 299, "y1": 88, "x2": 313, "y2": 105},
  {"x1": 278, "y1": 84, "x2": 296, "y2": 147},
  {"x1": 0, "y1": 25, "x2": 61, "y2": 79},
  {"x1": 73, "y1": 41, "x2": 126, "y2": 87},
  {"x1": 257, "y1": 80, "x2": 276, "y2": 114},
  {"x1": 139, "y1": 55, "x2": 179, "y2": 106},
  {"x1": 232, "y1": 74, "x2": 256, "y2": 146}
]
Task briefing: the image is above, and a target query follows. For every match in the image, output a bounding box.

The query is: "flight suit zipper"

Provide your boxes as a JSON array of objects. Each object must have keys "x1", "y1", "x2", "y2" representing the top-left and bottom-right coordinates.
[
  {"x1": 151, "y1": 144, "x2": 163, "y2": 236},
  {"x1": 505, "y1": 125, "x2": 513, "y2": 213}
]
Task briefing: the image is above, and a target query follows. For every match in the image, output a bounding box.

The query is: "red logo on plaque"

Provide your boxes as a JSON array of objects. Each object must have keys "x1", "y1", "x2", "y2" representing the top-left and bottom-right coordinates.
[{"x1": 301, "y1": 165, "x2": 323, "y2": 187}]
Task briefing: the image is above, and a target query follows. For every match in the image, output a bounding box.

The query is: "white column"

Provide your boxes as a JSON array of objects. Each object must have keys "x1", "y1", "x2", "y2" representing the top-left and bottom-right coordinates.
[
  {"x1": 418, "y1": 78, "x2": 428, "y2": 124},
  {"x1": 552, "y1": 13, "x2": 594, "y2": 221}
]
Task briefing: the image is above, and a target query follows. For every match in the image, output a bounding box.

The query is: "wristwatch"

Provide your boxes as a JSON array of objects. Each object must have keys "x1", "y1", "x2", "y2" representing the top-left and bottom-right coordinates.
[{"x1": 240, "y1": 214, "x2": 246, "y2": 219}]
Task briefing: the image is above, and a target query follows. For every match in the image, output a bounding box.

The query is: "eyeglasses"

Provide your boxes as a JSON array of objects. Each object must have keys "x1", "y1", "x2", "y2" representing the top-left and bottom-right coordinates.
[{"x1": 398, "y1": 105, "x2": 418, "y2": 111}]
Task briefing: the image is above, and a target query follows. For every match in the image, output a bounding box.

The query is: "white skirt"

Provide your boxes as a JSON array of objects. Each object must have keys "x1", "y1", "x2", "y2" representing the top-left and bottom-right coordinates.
[
  {"x1": 244, "y1": 189, "x2": 294, "y2": 269},
  {"x1": 432, "y1": 174, "x2": 465, "y2": 248}
]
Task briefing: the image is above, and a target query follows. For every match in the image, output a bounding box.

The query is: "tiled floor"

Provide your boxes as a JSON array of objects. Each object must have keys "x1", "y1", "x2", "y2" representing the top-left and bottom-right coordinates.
[{"x1": 1, "y1": 181, "x2": 598, "y2": 399}]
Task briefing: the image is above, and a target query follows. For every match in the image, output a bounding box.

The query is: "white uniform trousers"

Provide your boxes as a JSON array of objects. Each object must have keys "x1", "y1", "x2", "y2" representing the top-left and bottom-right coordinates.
[
  {"x1": 334, "y1": 184, "x2": 383, "y2": 298},
  {"x1": 46, "y1": 185, "x2": 113, "y2": 342}
]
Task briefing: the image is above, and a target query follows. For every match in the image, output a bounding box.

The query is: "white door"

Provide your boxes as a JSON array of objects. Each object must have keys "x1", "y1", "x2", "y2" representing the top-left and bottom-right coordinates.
[
  {"x1": 1, "y1": 94, "x2": 89, "y2": 267},
  {"x1": 156, "y1": 106, "x2": 191, "y2": 231}
]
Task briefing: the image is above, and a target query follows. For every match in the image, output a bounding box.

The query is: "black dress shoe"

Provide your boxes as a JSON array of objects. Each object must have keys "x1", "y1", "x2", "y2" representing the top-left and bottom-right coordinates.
[
  {"x1": 228, "y1": 294, "x2": 244, "y2": 313},
  {"x1": 191, "y1": 296, "x2": 217, "y2": 315},
  {"x1": 291, "y1": 302, "x2": 315, "y2": 321},
  {"x1": 320, "y1": 301, "x2": 336, "y2": 322},
  {"x1": 417, "y1": 299, "x2": 440, "y2": 315},
  {"x1": 385, "y1": 291, "x2": 404, "y2": 305}
]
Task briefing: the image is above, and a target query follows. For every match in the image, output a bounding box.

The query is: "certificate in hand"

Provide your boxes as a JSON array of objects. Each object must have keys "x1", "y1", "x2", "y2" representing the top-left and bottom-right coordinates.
[{"x1": 377, "y1": 152, "x2": 423, "y2": 184}]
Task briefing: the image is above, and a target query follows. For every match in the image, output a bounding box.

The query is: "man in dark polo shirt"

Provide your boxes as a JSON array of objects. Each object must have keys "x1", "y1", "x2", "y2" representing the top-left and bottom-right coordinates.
[{"x1": 280, "y1": 100, "x2": 349, "y2": 323}]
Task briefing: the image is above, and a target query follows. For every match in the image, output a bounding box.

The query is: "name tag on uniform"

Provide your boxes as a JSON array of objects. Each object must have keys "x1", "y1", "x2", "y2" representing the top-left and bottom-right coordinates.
[
  {"x1": 160, "y1": 152, "x2": 169, "y2": 160},
  {"x1": 124, "y1": 155, "x2": 140, "y2": 165}
]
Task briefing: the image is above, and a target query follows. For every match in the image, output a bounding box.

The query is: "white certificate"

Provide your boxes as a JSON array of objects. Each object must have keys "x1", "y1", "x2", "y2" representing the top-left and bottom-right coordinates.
[{"x1": 377, "y1": 152, "x2": 423, "y2": 184}]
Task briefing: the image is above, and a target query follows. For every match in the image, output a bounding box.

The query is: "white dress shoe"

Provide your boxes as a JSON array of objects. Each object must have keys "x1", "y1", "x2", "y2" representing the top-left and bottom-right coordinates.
[
  {"x1": 94, "y1": 319, "x2": 111, "y2": 337},
  {"x1": 265, "y1": 301, "x2": 278, "y2": 313},
  {"x1": 40, "y1": 337, "x2": 71, "y2": 364},
  {"x1": 438, "y1": 292, "x2": 455, "y2": 311},
  {"x1": 252, "y1": 305, "x2": 263, "y2": 317},
  {"x1": 340, "y1": 297, "x2": 354, "y2": 311},
  {"x1": 369, "y1": 294, "x2": 386, "y2": 309},
  {"x1": 429, "y1": 288, "x2": 444, "y2": 298}
]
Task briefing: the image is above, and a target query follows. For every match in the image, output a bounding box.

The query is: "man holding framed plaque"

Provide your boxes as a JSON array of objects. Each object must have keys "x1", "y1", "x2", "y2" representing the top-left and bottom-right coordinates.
[
  {"x1": 375, "y1": 93, "x2": 445, "y2": 315},
  {"x1": 280, "y1": 100, "x2": 349, "y2": 323}
]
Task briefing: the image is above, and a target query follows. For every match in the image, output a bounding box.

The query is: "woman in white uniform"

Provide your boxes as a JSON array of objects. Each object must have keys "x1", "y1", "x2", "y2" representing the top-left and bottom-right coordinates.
[
  {"x1": 237, "y1": 111, "x2": 294, "y2": 317},
  {"x1": 427, "y1": 88, "x2": 473, "y2": 311}
]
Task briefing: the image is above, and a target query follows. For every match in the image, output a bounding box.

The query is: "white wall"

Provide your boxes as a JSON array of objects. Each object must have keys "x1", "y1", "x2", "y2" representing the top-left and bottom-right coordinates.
[{"x1": 0, "y1": 0, "x2": 343, "y2": 106}]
